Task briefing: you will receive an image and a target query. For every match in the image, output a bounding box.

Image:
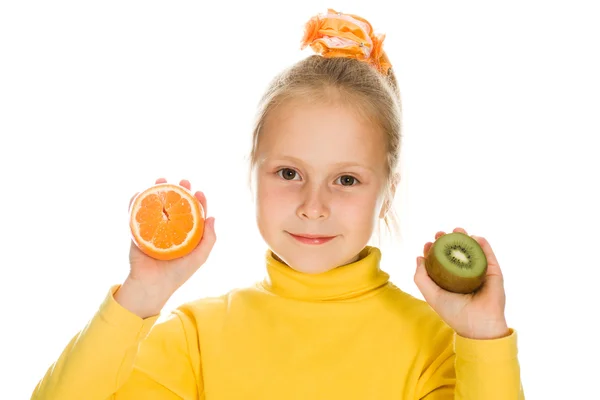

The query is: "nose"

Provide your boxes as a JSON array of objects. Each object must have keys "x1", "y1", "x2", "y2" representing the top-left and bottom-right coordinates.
[{"x1": 297, "y1": 183, "x2": 330, "y2": 220}]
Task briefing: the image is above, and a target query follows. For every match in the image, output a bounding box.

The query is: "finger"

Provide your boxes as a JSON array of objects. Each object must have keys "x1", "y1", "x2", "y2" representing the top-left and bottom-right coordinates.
[
  {"x1": 414, "y1": 257, "x2": 443, "y2": 305},
  {"x1": 195, "y1": 191, "x2": 207, "y2": 217},
  {"x1": 179, "y1": 179, "x2": 191, "y2": 191},
  {"x1": 155, "y1": 177, "x2": 167, "y2": 184},
  {"x1": 472, "y1": 235, "x2": 503, "y2": 278},
  {"x1": 453, "y1": 227, "x2": 468, "y2": 235},
  {"x1": 423, "y1": 242, "x2": 433, "y2": 257},
  {"x1": 435, "y1": 231, "x2": 445, "y2": 240},
  {"x1": 128, "y1": 192, "x2": 140, "y2": 211}
]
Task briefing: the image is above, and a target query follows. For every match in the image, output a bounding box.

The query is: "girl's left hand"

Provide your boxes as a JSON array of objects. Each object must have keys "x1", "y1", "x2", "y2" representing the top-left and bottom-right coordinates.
[{"x1": 414, "y1": 227, "x2": 511, "y2": 340}]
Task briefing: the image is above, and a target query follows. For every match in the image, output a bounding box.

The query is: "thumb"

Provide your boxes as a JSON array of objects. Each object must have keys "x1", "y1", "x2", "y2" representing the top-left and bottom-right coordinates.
[{"x1": 414, "y1": 257, "x2": 442, "y2": 305}]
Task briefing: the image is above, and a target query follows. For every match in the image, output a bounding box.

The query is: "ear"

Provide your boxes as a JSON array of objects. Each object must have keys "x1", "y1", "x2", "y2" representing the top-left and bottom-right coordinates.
[{"x1": 379, "y1": 173, "x2": 400, "y2": 219}]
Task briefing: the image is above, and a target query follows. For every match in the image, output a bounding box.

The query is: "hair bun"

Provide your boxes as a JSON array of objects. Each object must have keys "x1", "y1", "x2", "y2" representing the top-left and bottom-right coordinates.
[{"x1": 300, "y1": 8, "x2": 392, "y2": 75}]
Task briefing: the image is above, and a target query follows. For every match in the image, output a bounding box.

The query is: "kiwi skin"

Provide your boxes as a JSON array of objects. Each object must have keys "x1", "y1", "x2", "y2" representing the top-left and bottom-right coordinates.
[{"x1": 424, "y1": 232, "x2": 488, "y2": 294}]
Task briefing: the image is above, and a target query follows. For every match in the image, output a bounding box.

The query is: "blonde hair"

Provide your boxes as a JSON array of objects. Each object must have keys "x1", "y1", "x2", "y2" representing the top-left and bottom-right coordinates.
[{"x1": 247, "y1": 55, "x2": 403, "y2": 241}]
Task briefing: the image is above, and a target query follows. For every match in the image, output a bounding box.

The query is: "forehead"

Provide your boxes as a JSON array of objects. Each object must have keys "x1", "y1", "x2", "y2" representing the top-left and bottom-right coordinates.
[{"x1": 258, "y1": 98, "x2": 386, "y2": 169}]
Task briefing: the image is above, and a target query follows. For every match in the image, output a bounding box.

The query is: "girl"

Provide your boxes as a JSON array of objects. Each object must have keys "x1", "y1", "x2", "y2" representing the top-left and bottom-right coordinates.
[{"x1": 31, "y1": 9, "x2": 524, "y2": 399}]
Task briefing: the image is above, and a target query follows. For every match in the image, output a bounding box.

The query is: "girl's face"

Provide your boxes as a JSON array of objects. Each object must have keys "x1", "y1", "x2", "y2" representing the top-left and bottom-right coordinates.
[{"x1": 254, "y1": 97, "x2": 389, "y2": 274}]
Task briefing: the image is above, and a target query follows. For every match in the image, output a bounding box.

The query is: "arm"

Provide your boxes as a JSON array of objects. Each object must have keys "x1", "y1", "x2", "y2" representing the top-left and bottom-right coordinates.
[
  {"x1": 414, "y1": 231, "x2": 525, "y2": 399},
  {"x1": 30, "y1": 284, "x2": 202, "y2": 400},
  {"x1": 417, "y1": 327, "x2": 524, "y2": 399}
]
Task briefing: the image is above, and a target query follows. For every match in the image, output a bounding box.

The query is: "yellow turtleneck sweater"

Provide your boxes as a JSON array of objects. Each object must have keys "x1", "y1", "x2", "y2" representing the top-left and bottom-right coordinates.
[{"x1": 31, "y1": 246, "x2": 524, "y2": 399}]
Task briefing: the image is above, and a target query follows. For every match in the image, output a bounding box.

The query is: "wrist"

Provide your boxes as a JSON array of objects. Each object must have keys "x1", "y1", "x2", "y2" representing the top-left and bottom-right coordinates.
[
  {"x1": 114, "y1": 277, "x2": 173, "y2": 319},
  {"x1": 457, "y1": 320, "x2": 510, "y2": 340}
]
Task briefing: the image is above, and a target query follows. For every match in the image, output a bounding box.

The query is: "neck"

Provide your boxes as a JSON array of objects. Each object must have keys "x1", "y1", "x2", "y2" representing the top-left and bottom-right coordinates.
[{"x1": 261, "y1": 246, "x2": 390, "y2": 302}]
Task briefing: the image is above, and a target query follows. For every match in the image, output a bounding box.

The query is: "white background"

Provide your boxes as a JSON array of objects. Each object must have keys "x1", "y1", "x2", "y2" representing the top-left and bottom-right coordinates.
[{"x1": 1, "y1": 1, "x2": 598, "y2": 398}]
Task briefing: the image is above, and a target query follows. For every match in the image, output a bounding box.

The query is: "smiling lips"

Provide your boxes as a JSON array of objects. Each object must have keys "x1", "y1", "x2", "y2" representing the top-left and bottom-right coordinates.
[{"x1": 288, "y1": 232, "x2": 337, "y2": 245}]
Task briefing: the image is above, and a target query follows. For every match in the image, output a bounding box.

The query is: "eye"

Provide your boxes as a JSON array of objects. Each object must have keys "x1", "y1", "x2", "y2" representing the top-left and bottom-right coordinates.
[
  {"x1": 336, "y1": 175, "x2": 360, "y2": 186},
  {"x1": 277, "y1": 168, "x2": 300, "y2": 181}
]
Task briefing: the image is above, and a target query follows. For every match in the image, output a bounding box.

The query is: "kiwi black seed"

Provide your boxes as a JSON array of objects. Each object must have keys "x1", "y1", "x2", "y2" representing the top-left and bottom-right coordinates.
[{"x1": 424, "y1": 232, "x2": 488, "y2": 294}]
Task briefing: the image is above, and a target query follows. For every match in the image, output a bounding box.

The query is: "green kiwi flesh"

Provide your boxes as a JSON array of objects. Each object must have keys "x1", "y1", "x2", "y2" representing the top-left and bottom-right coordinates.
[{"x1": 425, "y1": 232, "x2": 487, "y2": 294}]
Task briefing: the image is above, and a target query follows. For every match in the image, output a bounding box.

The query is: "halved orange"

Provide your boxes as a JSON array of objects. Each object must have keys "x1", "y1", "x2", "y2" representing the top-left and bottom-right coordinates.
[{"x1": 129, "y1": 183, "x2": 205, "y2": 260}]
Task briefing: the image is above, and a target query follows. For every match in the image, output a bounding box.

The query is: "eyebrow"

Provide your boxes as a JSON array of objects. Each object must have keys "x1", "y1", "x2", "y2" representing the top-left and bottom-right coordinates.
[{"x1": 262, "y1": 155, "x2": 376, "y2": 173}]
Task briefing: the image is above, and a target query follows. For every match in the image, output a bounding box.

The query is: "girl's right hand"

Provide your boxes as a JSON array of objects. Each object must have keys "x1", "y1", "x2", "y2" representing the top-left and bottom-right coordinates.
[{"x1": 114, "y1": 177, "x2": 217, "y2": 318}]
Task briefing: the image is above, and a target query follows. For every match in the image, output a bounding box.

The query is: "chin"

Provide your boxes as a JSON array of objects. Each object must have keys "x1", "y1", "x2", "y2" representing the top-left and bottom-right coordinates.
[{"x1": 271, "y1": 235, "x2": 362, "y2": 274}]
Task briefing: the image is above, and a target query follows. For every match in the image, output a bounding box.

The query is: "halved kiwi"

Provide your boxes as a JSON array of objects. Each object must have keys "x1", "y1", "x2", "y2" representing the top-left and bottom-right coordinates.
[{"x1": 425, "y1": 232, "x2": 487, "y2": 294}]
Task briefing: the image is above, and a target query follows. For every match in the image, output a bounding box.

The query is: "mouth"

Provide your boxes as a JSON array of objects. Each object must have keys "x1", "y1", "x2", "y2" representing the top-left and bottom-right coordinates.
[{"x1": 287, "y1": 232, "x2": 337, "y2": 245}]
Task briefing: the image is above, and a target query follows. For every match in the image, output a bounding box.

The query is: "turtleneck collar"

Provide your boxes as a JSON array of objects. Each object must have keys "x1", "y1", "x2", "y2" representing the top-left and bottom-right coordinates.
[{"x1": 260, "y1": 246, "x2": 390, "y2": 301}]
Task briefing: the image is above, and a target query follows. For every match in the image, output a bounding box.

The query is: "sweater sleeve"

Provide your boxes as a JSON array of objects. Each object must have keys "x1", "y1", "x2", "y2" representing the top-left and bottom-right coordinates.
[
  {"x1": 30, "y1": 285, "x2": 203, "y2": 400},
  {"x1": 417, "y1": 327, "x2": 525, "y2": 399}
]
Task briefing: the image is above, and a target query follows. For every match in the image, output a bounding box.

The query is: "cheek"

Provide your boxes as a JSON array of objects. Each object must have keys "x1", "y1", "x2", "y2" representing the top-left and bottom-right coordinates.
[
  {"x1": 338, "y1": 192, "x2": 380, "y2": 222},
  {"x1": 256, "y1": 177, "x2": 293, "y2": 219}
]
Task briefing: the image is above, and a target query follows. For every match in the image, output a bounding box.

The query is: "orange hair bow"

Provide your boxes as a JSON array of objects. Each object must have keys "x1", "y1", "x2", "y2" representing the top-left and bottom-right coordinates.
[{"x1": 300, "y1": 8, "x2": 392, "y2": 75}]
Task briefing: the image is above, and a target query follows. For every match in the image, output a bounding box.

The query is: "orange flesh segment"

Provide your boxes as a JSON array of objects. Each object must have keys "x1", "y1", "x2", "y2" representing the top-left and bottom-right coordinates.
[{"x1": 134, "y1": 190, "x2": 196, "y2": 249}]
